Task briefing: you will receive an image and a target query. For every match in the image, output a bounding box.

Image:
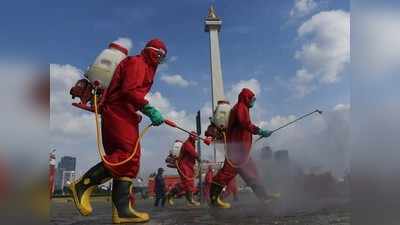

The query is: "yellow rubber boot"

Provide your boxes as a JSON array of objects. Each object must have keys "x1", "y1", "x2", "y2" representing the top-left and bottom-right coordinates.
[
  {"x1": 166, "y1": 194, "x2": 174, "y2": 206},
  {"x1": 112, "y1": 177, "x2": 150, "y2": 224},
  {"x1": 68, "y1": 162, "x2": 111, "y2": 216},
  {"x1": 263, "y1": 192, "x2": 281, "y2": 204},
  {"x1": 209, "y1": 182, "x2": 231, "y2": 209},
  {"x1": 185, "y1": 192, "x2": 200, "y2": 206},
  {"x1": 166, "y1": 186, "x2": 179, "y2": 206}
]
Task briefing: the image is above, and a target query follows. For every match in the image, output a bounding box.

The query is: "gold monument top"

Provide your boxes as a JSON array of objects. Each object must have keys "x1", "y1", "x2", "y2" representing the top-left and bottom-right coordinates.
[{"x1": 206, "y1": 4, "x2": 220, "y2": 20}]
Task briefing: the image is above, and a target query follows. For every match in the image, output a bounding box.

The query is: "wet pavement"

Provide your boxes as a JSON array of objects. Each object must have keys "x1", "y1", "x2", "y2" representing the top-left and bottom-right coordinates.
[{"x1": 51, "y1": 195, "x2": 350, "y2": 225}]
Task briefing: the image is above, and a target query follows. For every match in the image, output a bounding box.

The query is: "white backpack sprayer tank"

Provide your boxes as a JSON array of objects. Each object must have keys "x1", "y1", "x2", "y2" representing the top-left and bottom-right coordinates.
[
  {"x1": 70, "y1": 42, "x2": 129, "y2": 112},
  {"x1": 165, "y1": 140, "x2": 183, "y2": 168},
  {"x1": 213, "y1": 100, "x2": 231, "y2": 130},
  {"x1": 205, "y1": 100, "x2": 231, "y2": 142},
  {"x1": 85, "y1": 43, "x2": 128, "y2": 89}
]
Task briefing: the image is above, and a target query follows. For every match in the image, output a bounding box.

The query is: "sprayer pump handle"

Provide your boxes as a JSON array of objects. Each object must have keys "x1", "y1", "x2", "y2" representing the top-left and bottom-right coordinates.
[
  {"x1": 203, "y1": 137, "x2": 212, "y2": 146},
  {"x1": 164, "y1": 119, "x2": 177, "y2": 128}
]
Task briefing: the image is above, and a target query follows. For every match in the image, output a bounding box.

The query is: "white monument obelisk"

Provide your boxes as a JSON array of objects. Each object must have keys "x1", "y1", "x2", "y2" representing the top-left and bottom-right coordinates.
[{"x1": 205, "y1": 5, "x2": 225, "y2": 110}]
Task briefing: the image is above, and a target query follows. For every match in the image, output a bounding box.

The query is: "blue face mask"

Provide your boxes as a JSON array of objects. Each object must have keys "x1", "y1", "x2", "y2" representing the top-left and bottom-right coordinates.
[{"x1": 249, "y1": 97, "x2": 256, "y2": 108}]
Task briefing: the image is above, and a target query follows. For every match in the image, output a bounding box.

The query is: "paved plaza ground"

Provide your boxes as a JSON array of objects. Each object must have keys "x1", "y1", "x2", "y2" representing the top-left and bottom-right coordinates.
[{"x1": 50, "y1": 193, "x2": 350, "y2": 225}]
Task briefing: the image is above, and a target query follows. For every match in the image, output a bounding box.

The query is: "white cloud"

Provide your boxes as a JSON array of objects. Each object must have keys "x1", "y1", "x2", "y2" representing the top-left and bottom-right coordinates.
[
  {"x1": 333, "y1": 103, "x2": 350, "y2": 111},
  {"x1": 145, "y1": 91, "x2": 197, "y2": 132},
  {"x1": 290, "y1": 69, "x2": 316, "y2": 98},
  {"x1": 292, "y1": 10, "x2": 350, "y2": 97},
  {"x1": 160, "y1": 74, "x2": 196, "y2": 87},
  {"x1": 226, "y1": 78, "x2": 261, "y2": 103},
  {"x1": 290, "y1": 0, "x2": 317, "y2": 18},
  {"x1": 296, "y1": 10, "x2": 350, "y2": 83},
  {"x1": 146, "y1": 92, "x2": 170, "y2": 111},
  {"x1": 50, "y1": 64, "x2": 95, "y2": 138},
  {"x1": 168, "y1": 56, "x2": 178, "y2": 62},
  {"x1": 113, "y1": 37, "x2": 133, "y2": 52}
]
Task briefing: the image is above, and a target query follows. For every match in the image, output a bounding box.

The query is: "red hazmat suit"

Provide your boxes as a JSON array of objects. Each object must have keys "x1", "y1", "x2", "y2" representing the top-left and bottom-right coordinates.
[
  {"x1": 174, "y1": 133, "x2": 198, "y2": 193},
  {"x1": 213, "y1": 88, "x2": 262, "y2": 187},
  {"x1": 203, "y1": 167, "x2": 213, "y2": 200},
  {"x1": 100, "y1": 39, "x2": 167, "y2": 178},
  {"x1": 223, "y1": 178, "x2": 238, "y2": 199}
]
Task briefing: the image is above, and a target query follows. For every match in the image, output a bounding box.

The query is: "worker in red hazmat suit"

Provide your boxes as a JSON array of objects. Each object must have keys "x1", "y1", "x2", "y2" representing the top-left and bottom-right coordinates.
[
  {"x1": 68, "y1": 38, "x2": 167, "y2": 223},
  {"x1": 167, "y1": 132, "x2": 200, "y2": 206},
  {"x1": 210, "y1": 88, "x2": 278, "y2": 208},
  {"x1": 203, "y1": 166, "x2": 214, "y2": 201}
]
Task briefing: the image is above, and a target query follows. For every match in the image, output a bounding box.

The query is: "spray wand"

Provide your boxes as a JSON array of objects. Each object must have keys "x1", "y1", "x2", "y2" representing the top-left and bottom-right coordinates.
[
  {"x1": 164, "y1": 119, "x2": 212, "y2": 145},
  {"x1": 255, "y1": 109, "x2": 323, "y2": 143}
]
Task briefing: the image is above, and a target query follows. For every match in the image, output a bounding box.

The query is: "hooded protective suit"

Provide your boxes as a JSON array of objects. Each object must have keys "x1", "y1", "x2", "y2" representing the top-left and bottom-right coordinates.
[
  {"x1": 176, "y1": 132, "x2": 198, "y2": 193},
  {"x1": 223, "y1": 178, "x2": 238, "y2": 200},
  {"x1": 203, "y1": 167, "x2": 213, "y2": 200},
  {"x1": 213, "y1": 88, "x2": 266, "y2": 195},
  {"x1": 166, "y1": 132, "x2": 200, "y2": 206},
  {"x1": 68, "y1": 39, "x2": 167, "y2": 223},
  {"x1": 101, "y1": 39, "x2": 167, "y2": 178}
]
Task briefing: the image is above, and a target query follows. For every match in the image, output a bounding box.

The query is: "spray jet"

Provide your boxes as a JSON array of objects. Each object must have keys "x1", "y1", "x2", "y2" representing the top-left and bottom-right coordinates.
[{"x1": 255, "y1": 109, "x2": 323, "y2": 143}]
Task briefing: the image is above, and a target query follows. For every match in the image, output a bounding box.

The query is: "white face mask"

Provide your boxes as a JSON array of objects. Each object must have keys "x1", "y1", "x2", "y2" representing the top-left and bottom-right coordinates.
[{"x1": 249, "y1": 97, "x2": 256, "y2": 108}]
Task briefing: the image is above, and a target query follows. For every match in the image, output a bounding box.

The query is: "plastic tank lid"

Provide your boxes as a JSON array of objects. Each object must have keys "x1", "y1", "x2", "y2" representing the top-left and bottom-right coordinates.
[
  {"x1": 217, "y1": 100, "x2": 230, "y2": 105},
  {"x1": 108, "y1": 43, "x2": 128, "y2": 55}
]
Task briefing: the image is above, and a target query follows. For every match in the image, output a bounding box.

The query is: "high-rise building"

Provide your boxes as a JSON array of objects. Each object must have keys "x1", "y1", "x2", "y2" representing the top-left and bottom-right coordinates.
[
  {"x1": 274, "y1": 150, "x2": 289, "y2": 162},
  {"x1": 58, "y1": 156, "x2": 76, "y2": 171},
  {"x1": 55, "y1": 156, "x2": 76, "y2": 192},
  {"x1": 260, "y1": 146, "x2": 273, "y2": 160}
]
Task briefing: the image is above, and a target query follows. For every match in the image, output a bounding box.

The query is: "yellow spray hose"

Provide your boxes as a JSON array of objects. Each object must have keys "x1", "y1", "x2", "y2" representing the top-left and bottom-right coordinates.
[
  {"x1": 222, "y1": 132, "x2": 251, "y2": 169},
  {"x1": 93, "y1": 92, "x2": 152, "y2": 167}
]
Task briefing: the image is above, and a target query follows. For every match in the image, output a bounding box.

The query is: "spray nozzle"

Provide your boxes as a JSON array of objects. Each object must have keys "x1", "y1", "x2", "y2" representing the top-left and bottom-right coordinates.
[{"x1": 164, "y1": 119, "x2": 213, "y2": 146}]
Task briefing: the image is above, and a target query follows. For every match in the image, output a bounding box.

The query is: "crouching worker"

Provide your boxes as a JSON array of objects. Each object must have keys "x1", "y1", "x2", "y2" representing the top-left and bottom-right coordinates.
[
  {"x1": 68, "y1": 38, "x2": 168, "y2": 223},
  {"x1": 210, "y1": 88, "x2": 280, "y2": 209},
  {"x1": 167, "y1": 132, "x2": 200, "y2": 206}
]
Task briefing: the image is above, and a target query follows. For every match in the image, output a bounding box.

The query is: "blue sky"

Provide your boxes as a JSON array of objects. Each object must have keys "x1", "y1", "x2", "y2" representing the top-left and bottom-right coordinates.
[
  {"x1": 48, "y1": 0, "x2": 347, "y2": 112},
  {"x1": 46, "y1": 0, "x2": 350, "y2": 176}
]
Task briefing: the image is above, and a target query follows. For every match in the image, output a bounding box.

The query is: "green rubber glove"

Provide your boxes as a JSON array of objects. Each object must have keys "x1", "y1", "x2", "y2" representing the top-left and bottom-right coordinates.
[
  {"x1": 259, "y1": 129, "x2": 272, "y2": 138},
  {"x1": 141, "y1": 104, "x2": 164, "y2": 126}
]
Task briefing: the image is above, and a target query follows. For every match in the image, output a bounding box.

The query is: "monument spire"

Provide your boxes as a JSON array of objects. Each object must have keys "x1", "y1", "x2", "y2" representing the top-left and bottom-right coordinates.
[
  {"x1": 207, "y1": 4, "x2": 219, "y2": 20},
  {"x1": 204, "y1": 4, "x2": 225, "y2": 110}
]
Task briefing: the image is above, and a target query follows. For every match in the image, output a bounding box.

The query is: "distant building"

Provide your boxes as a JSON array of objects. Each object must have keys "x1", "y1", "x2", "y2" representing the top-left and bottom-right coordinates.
[
  {"x1": 274, "y1": 150, "x2": 289, "y2": 162},
  {"x1": 55, "y1": 156, "x2": 76, "y2": 193},
  {"x1": 58, "y1": 156, "x2": 76, "y2": 171},
  {"x1": 260, "y1": 146, "x2": 273, "y2": 160}
]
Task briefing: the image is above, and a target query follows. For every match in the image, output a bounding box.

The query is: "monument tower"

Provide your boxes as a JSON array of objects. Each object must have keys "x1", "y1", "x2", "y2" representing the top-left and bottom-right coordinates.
[{"x1": 205, "y1": 5, "x2": 225, "y2": 110}]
